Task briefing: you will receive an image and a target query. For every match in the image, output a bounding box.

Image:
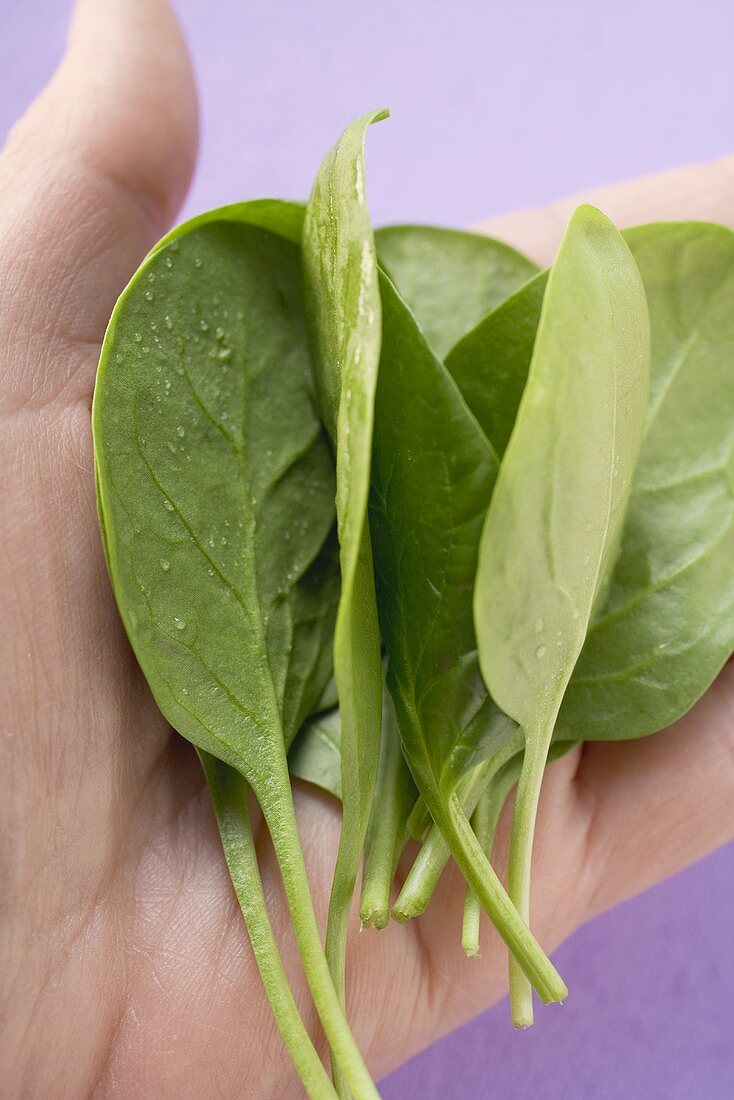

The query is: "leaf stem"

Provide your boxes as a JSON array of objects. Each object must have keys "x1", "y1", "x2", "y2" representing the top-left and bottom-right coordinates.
[
  {"x1": 393, "y1": 733, "x2": 524, "y2": 922},
  {"x1": 462, "y1": 755, "x2": 523, "y2": 958},
  {"x1": 420, "y1": 779, "x2": 567, "y2": 1004},
  {"x1": 360, "y1": 695, "x2": 415, "y2": 929},
  {"x1": 325, "y1": 813, "x2": 360, "y2": 1100},
  {"x1": 256, "y1": 765, "x2": 380, "y2": 1100},
  {"x1": 324, "y1": 541, "x2": 383, "y2": 1097},
  {"x1": 507, "y1": 724, "x2": 557, "y2": 1028},
  {"x1": 405, "y1": 796, "x2": 431, "y2": 842},
  {"x1": 200, "y1": 753, "x2": 337, "y2": 1100}
]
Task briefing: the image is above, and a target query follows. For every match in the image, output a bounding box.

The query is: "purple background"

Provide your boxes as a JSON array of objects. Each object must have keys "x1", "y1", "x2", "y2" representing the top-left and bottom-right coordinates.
[{"x1": 3, "y1": 1, "x2": 733, "y2": 1096}]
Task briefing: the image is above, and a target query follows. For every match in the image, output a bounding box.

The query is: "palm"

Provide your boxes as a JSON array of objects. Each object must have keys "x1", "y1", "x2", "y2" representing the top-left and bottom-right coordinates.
[{"x1": 1, "y1": 2, "x2": 732, "y2": 1097}]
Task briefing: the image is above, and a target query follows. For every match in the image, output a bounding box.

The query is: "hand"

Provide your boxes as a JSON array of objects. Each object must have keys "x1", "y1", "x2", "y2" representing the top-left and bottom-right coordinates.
[{"x1": 1, "y1": 1, "x2": 732, "y2": 1096}]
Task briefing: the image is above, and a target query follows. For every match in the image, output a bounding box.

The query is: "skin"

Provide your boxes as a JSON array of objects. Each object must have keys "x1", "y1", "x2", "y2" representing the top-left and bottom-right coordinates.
[{"x1": 0, "y1": 0, "x2": 732, "y2": 1096}]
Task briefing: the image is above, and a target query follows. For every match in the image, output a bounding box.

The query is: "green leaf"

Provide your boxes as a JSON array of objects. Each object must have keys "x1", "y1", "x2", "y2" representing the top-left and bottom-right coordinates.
[
  {"x1": 94, "y1": 208, "x2": 338, "y2": 773},
  {"x1": 375, "y1": 224, "x2": 537, "y2": 358},
  {"x1": 475, "y1": 205, "x2": 650, "y2": 1026},
  {"x1": 370, "y1": 269, "x2": 567, "y2": 1004},
  {"x1": 290, "y1": 706, "x2": 343, "y2": 800},
  {"x1": 302, "y1": 111, "x2": 387, "y2": 1088},
  {"x1": 558, "y1": 222, "x2": 734, "y2": 739},
  {"x1": 445, "y1": 270, "x2": 548, "y2": 454},
  {"x1": 448, "y1": 222, "x2": 734, "y2": 745},
  {"x1": 93, "y1": 202, "x2": 378, "y2": 1100}
]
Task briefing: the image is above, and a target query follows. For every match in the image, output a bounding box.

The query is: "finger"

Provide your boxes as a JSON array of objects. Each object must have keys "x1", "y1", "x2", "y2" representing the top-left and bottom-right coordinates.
[
  {"x1": 573, "y1": 661, "x2": 734, "y2": 921},
  {"x1": 0, "y1": 0, "x2": 198, "y2": 408},
  {"x1": 475, "y1": 155, "x2": 734, "y2": 265}
]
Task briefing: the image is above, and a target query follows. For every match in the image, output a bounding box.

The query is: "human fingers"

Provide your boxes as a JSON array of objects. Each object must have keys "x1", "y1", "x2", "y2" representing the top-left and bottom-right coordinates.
[
  {"x1": 475, "y1": 154, "x2": 734, "y2": 265},
  {"x1": 571, "y1": 661, "x2": 734, "y2": 921},
  {"x1": 0, "y1": 6, "x2": 199, "y2": 1059},
  {"x1": 0, "y1": 0, "x2": 198, "y2": 413}
]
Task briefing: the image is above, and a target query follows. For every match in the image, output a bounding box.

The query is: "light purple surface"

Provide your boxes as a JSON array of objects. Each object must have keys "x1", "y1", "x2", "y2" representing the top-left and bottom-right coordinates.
[{"x1": 3, "y1": 1, "x2": 732, "y2": 1096}]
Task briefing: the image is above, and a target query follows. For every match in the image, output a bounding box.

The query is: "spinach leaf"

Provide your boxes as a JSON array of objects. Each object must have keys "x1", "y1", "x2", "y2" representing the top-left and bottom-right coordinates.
[
  {"x1": 375, "y1": 224, "x2": 537, "y2": 358},
  {"x1": 93, "y1": 203, "x2": 378, "y2": 1100},
  {"x1": 447, "y1": 223, "x2": 734, "y2": 745},
  {"x1": 302, "y1": 112, "x2": 387, "y2": 1084},
  {"x1": 558, "y1": 223, "x2": 734, "y2": 739},
  {"x1": 475, "y1": 205, "x2": 650, "y2": 1026},
  {"x1": 290, "y1": 706, "x2": 343, "y2": 800},
  {"x1": 314, "y1": 673, "x2": 340, "y2": 713},
  {"x1": 369, "y1": 269, "x2": 567, "y2": 1004},
  {"x1": 445, "y1": 269, "x2": 548, "y2": 454},
  {"x1": 94, "y1": 207, "x2": 337, "y2": 776}
]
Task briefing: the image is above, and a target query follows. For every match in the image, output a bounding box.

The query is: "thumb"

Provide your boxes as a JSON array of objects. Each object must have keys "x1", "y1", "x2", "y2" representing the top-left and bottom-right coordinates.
[{"x1": 0, "y1": 0, "x2": 198, "y2": 407}]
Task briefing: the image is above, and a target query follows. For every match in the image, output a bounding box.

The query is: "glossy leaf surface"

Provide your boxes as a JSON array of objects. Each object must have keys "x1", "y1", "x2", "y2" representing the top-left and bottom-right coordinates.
[
  {"x1": 94, "y1": 203, "x2": 378, "y2": 1099},
  {"x1": 95, "y1": 208, "x2": 338, "y2": 778},
  {"x1": 559, "y1": 222, "x2": 734, "y2": 738}
]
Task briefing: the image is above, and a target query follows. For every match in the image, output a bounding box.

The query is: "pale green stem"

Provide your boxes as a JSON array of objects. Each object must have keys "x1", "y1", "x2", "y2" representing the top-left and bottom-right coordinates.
[
  {"x1": 507, "y1": 723, "x2": 557, "y2": 1028},
  {"x1": 325, "y1": 544, "x2": 383, "y2": 1100},
  {"x1": 405, "y1": 795, "x2": 431, "y2": 841},
  {"x1": 421, "y1": 781, "x2": 567, "y2": 1004},
  {"x1": 360, "y1": 697, "x2": 415, "y2": 930},
  {"x1": 462, "y1": 795, "x2": 490, "y2": 958},
  {"x1": 255, "y1": 765, "x2": 380, "y2": 1100},
  {"x1": 393, "y1": 731, "x2": 524, "y2": 922},
  {"x1": 200, "y1": 753, "x2": 337, "y2": 1100},
  {"x1": 325, "y1": 811, "x2": 360, "y2": 1100},
  {"x1": 462, "y1": 755, "x2": 523, "y2": 958}
]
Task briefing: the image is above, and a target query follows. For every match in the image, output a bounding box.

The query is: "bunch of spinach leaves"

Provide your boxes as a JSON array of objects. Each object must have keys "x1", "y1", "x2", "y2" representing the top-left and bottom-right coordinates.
[{"x1": 93, "y1": 111, "x2": 734, "y2": 1097}]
